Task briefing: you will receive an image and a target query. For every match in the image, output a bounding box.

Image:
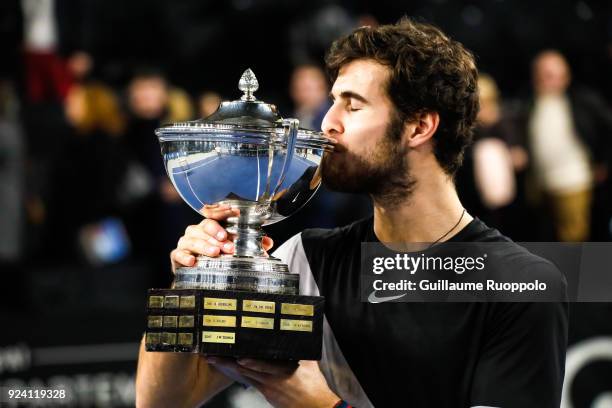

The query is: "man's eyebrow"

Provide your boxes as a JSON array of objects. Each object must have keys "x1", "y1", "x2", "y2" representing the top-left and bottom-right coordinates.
[{"x1": 329, "y1": 91, "x2": 368, "y2": 103}]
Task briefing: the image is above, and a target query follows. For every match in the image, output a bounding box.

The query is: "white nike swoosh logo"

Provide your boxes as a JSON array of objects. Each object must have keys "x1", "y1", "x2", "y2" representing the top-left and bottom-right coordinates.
[{"x1": 367, "y1": 291, "x2": 407, "y2": 303}]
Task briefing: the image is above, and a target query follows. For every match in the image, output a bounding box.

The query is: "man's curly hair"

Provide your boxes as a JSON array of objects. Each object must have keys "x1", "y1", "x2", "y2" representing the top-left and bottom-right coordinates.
[{"x1": 325, "y1": 17, "x2": 479, "y2": 176}]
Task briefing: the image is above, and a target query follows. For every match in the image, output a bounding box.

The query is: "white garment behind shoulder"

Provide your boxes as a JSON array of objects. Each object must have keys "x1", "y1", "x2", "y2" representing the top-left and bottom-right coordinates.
[{"x1": 272, "y1": 233, "x2": 374, "y2": 407}]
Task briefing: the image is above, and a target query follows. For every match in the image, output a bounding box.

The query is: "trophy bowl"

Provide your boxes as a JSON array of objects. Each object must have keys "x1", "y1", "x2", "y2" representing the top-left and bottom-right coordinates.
[{"x1": 144, "y1": 69, "x2": 332, "y2": 359}]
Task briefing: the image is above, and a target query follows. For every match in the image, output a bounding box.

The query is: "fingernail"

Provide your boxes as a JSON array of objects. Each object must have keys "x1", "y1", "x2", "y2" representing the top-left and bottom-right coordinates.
[
  {"x1": 216, "y1": 231, "x2": 225, "y2": 240},
  {"x1": 223, "y1": 242, "x2": 233, "y2": 251}
]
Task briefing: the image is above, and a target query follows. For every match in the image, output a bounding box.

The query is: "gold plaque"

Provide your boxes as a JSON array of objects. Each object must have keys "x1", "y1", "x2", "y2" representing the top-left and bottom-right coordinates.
[
  {"x1": 280, "y1": 319, "x2": 313, "y2": 332},
  {"x1": 243, "y1": 300, "x2": 275, "y2": 314},
  {"x1": 148, "y1": 316, "x2": 163, "y2": 328},
  {"x1": 281, "y1": 303, "x2": 314, "y2": 317},
  {"x1": 203, "y1": 315, "x2": 236, "y2": 327},
  {"x1": 241, "y1": 316, "x2": 274, "y2": 330},
  {"x1": 164, "y1": 295, "x2": 180, "y2": 308},
  {"x1": 202, "y1": 331, "x2": 236, "y2": 344},
  {"x1": 177, "y1": 333, "x2": 193, "y2": 346},
  {"x1": 179, "y1": 295, "x2": 196, "y2": 309},
  {"x1": 204, "y1": 297, "x2": 237, "y2": 311},
  {"x1": 148, "y1": 296, "x2": 164, "y2": 308},
  {"x1": 161, "y1": 332, "x2": 177, "y2": 344},
  {"x1": 146, "y1": 332, "x2": 161, "y2": 344},
  {"x1": 179, "y1": 315, "x2": 195, "y2": 328},
  {"x1": 162, "y1": 316, "x2": 178, "y2": 328}
]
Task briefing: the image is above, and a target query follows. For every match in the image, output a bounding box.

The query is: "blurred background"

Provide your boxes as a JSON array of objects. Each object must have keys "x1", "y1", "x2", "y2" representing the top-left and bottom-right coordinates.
[{"x1": 0, "y1": 0, "x2": 611, "y2": 406}]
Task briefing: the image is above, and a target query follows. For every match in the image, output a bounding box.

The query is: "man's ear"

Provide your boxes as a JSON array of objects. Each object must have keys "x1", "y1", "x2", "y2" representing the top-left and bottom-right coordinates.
[{"x1": 405, "y1": 111, "x2": 440, "y2": 148}]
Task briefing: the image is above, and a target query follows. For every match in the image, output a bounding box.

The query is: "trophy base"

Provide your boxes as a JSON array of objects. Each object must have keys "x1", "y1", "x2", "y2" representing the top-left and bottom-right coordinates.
[
  {"x1": 144, "y1": 288, "x2": 324, "y2": 360},
  {"x1": 173, "y1": 255, "x2": 299, "y2": 294}
]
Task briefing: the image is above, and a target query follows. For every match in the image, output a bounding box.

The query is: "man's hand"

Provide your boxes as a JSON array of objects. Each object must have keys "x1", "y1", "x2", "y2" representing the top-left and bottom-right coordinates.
[
  {"x1": 170, "y1": 204, "x2": 274, "y2": 272},
  {"x1": 207, "y1": 357, "x2": 340, "y2": 408}
]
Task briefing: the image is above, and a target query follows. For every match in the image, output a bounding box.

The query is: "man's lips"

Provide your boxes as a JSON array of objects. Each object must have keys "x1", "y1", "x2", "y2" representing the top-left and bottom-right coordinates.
[
  {"x1": 329, "y1": 143, "x2": 347, "y2": 153},
  {"x1": 321, "y1": 135, "x2": 345, "y2": 153}
]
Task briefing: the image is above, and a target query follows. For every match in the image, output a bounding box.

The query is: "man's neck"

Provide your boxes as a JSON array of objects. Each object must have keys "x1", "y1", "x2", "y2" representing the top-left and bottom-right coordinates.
[{"x1": 372, "y1": 167, "x2": 473, "y2": 243}]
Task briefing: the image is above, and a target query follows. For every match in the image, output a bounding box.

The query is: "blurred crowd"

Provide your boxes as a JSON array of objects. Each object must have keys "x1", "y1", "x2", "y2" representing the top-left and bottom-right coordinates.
[
  {"x1": 455, "y1": 50, "x2": 612, "y2": 243},
  {"x1": 1, "y1": 0, "x2": 612, "y2": 308}
]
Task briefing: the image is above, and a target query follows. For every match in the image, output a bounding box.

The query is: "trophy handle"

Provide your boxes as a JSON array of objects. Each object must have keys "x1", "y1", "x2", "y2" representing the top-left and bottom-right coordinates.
[
  {"x1": 272, "y1": 118, "x2": 299, "y2": 197},
  {"x1": 225, "y1": 119, "x2": 299, "y2": 258}
]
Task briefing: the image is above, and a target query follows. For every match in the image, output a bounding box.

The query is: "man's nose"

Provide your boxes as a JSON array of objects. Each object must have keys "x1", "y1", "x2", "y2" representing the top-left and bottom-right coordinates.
[{"x1": 321, "y1": 104, "x2": 343, "y2": 138}]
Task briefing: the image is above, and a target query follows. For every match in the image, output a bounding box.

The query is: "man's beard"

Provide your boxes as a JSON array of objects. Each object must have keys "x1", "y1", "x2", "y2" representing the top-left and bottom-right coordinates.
[{"x1": 320, "y1": 114, "x2": 416, "y2": 206}]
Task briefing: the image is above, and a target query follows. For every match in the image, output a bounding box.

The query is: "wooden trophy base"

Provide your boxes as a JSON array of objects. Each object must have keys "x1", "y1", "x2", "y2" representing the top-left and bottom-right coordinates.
[{"x1": 144, "y1": 288, "x2": 324, "y2": 360}]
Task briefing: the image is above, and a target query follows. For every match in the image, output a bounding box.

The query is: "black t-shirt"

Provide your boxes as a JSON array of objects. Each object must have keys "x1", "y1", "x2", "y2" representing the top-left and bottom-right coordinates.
[{"x1": 273, "y1": 217, "x2": 568, "y2": 407}]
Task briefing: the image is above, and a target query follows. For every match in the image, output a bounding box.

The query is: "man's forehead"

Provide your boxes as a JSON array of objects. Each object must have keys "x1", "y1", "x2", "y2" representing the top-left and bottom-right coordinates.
[
  {"x1": 332, "y1": 59, "x2": 389, "y2": 97},
  {"x1": 535, "y1": 53, "x2": 568, "y2": 72}
]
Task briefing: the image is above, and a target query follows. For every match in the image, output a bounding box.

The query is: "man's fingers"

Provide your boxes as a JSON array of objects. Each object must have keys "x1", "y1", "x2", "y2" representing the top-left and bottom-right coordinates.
[
  {"x1": 236, "y1": 366, "x2": 271, "y2": 384},
  {"x1": 213, "y1": 357, "x2": 274, "y2": 384},
  {"x1": 206, "y1": 357, "x2": 261, "y2": 388},
  {"x1": 200, "y1": 218, "x2": 230, "y2": 241},
  {"x1": 297, "y1": 360, "x2": 318, "y2": 369},
  {"x1": 262, "y1": 236, "x2": 274, "y2": 252},
  {"x1": 201, "y1": 204, "x2": 240, "y2": 221},
  {"x1": 220, "y1": 241, "x2": 234, "y2": 254},
  {"x1": 237, "y1": 358, "x2": 298, "y2": 376},
  {"x1": 184, "y1": 224, "x2": 208, "y2": 240},
  {"x1": 177, "y1": 236, "x2": 220, "y2": 257},
  {"x1": 170, "y1": 249, "x2": 196, "y2": 267},
  {"x1": 185, "y1": 225, "x2": 234, "y2": 252}
]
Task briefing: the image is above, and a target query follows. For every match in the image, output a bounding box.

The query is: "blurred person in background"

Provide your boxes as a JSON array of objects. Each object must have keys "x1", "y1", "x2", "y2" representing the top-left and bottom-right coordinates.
[
  {"x1": 20, "y1": 0, "x2": 71, "y2": 103},
  {"x1": 124, "y1": 68, "x2": 198, "y2": 286},
  {"x1": 519, "y1": 50, "x2": 612, "y2": 242},
  {"x1": 198, "y1": 91, "x2": 222, "y2": 119},
  {"x1": 455, "y1": 73, "x2": 521, "y2": 238},
  {"x1": 289, "y1": 64, "x2": 330, "y2": 130},
  {"x1": 124, "y1": 68, "x2": 193, "y2": 183},
  {"x1": 44, "y1": 82, "x2": 128, "y2": 263},
  {"x1": 66, "y1": 50, "x2": 94, "y2": 83},
  {"x1": 17, "y1": 0, "x2": 96, "y2": 256},
  {"x1": 19, "y1": 0, "x2": 94, "y2": 103}
]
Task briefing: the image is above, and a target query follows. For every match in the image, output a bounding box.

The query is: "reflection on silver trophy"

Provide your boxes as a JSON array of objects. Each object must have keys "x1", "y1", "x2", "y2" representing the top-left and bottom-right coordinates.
[{"x1": 144, "y1": 69, "x2": 331, "y2": 359}]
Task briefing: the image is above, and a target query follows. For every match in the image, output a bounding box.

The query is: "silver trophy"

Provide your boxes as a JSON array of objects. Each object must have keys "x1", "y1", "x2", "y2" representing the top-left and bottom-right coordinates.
[{"x1": 144, "y1": 69, "x2": 332, "y2": 359}]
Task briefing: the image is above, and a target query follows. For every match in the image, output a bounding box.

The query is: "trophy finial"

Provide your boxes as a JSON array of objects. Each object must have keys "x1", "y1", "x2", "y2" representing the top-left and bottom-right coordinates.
[{"x1": 239, "y1": 68, "x2": 259, "y2": 101}]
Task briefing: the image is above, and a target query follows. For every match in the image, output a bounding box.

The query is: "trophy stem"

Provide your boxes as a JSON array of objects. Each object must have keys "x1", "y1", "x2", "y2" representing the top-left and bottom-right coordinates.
[{"x1": 226, "y1": 221, "x2": 266, "y2": 257}]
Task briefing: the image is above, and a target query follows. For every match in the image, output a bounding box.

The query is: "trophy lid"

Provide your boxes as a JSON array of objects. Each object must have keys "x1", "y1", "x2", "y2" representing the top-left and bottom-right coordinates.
[
  {"x1": 155, "y1": 69, "x2": 333, "y2": 151},
  {"x1": 199, "y1": 68, "x2": 280, "y2": 128}
]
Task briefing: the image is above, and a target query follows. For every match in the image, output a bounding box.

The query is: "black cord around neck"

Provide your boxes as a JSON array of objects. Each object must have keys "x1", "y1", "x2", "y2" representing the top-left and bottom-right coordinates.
[{"x1": 428, "y1": 208, "x2": 466, "y2": 248}]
